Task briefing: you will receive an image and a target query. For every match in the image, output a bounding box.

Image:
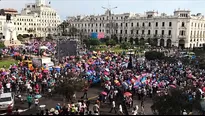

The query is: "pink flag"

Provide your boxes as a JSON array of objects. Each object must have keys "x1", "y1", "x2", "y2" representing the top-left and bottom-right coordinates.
[{"x1": 97, "y1": 32, "x2": 104, "y2": 39}]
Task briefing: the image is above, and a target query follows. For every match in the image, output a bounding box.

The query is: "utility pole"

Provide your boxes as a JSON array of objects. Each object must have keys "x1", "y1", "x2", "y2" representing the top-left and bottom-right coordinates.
[{"x1": 102, "y1": 3, "x2": 117, "y2": 39}]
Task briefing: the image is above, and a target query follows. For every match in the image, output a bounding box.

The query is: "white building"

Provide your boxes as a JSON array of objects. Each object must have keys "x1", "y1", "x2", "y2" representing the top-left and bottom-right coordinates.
[
  {"x1": 67, "y1": 9, "x2": 205, "y2": 48},
  {"x1": 0, "y1": 0, "x2": 61, "y2": 38}
]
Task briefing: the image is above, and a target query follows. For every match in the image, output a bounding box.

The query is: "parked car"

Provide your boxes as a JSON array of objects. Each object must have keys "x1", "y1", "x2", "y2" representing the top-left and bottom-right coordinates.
[{"x1": 0, "y1": 93, "x2": 14, "y2": 111}]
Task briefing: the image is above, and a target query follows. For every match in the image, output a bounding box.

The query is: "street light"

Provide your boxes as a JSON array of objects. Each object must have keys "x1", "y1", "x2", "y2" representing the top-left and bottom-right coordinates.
[{"x1": 102, "y1": 5, "x2": 117, "y2": 39}]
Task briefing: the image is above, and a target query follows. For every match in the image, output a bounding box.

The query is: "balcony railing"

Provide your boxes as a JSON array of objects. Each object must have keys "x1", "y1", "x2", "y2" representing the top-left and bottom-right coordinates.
[
  {"x1": 167, "y1": 35, "x2": 172, "y2": 38},
  {"x1": 178, "y1": 35, "x2": 186, "y2": 39}
]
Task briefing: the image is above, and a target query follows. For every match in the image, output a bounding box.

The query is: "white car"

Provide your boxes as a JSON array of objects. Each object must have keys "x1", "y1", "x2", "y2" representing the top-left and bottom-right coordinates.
[{"x1": 0, "y1": 93, "x2": 14, "y2": 111}]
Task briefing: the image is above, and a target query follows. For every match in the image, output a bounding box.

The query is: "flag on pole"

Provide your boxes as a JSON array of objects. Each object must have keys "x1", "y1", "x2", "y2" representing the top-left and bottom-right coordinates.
[{"x1": 49, "y1": 1, "x2": 51, "y2": 4}]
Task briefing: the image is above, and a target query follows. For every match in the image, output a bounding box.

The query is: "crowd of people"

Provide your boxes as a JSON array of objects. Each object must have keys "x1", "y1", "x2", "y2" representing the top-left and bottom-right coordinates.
[{"x1": 0, "y1": 39, "x2": 205, "y2": 115}]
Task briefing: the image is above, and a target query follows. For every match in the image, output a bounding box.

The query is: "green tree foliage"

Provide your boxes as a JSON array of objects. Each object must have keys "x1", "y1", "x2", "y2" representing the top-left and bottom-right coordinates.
[
  {"x1": 145, "y1": 51, "x2": 164, "y2": 60},
  {"x1": 151, "y1": 87, "x2": 201, "y2": 115},
  {"x1": 53, "y1": 72, "x2": 85, "y2": 101},
  {"x1": 106, "y1": 39, "x2": 116, "y2": 47},
  {"x1": 69, "y1": 26, "x2": 78, "y2": 36},
  {"x1": 17, "y1": 34, "x2": 24, "y2": 41},
  {"x1": 58, "y1": 21, "x2": 70, "y2": 36},
  {"x1": 0, "y1": 42, "x2": 5, "y2": 49},
  {"x1": 120, "y1": 42, "x2": 131, "y2": 49},
  {"x1": 87, "y1": 38, "x2": 101, "y2": 46}
]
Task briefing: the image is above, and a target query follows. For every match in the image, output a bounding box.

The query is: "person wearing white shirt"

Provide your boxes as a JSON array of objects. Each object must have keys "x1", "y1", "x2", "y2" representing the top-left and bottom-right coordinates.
[
  {"x1": 118, "y1": 104, "x2": 124, "y2": 115},
  {"x1": 6, "y1": 82, "x2": 11, "y2": 92},
  {"x1": 131, "y1": 106, "x2": 138, "y2": 115},
  {"x1": 93, "y1": 102, "x2": 99, "y2": 114},
  {"x1": 109, "y1": 100, "x2": 117, "y2": 114}
]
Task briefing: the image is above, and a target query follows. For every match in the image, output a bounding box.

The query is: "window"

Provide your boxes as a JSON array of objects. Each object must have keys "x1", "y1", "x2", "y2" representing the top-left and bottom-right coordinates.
[
  {"x1": 131, "y1": 23, "x2": 133, "y2": 27},
  {"x1": 182, "y1": 22, "x2": 185, "y2": 27},
  {"x1": 168, "y1": 22, "x2": 172, "y2": 27},
  {"x1": 125, "y1": 23, "x2": 128, "y2": 27},
  {"x1": 116, "y1": 30, "x2": 118, "y2": 33},
  {"x1": 162, "y1": 30, "x2": 164, "y2": 35},
  {"x1": 148, "y1": 22, "x2": 151, "y2": 27},
  {"x1": 156, "y1": 22, "x2": 158, "y2": 27},
  {"x1": 96, "y1": 24, "x2": 98, "y2": 26},
  {"x1": 120, "y1": 30, "x2": 122, "y2": 34},
  {"x1": 142, "y1": 23, "x2": 145, "y2": 27},
  {"x1": 168, "y1": 30, "x2": 171, "y2": 35},
  {"x1": 125, "y1": 30, "x2": 127, "y2": 34},
  {"x1": 191, "y1": 22, "x2": 193, "y2": 26},
  {"x1": 162, "y1": 22, "x2": 165, "y2": 27},
  {"x1": 148, "y1": 30, "x2": 151, "y2": 35},
  {"x1": 121, "y1": 23, "x2": 123, "y2": 27},
  {"x1": 136, "y1": 30, "x2": 139, "y2": 34},
  {"x1": 142, "y1": 30, "x2": 144, "y2": 34},
  {"x1": 195, "y1": 23, "x2": 196, "y2": 27},
  {"x1": 96, "y1": 30, "x2": 98, "y2": 32},
  {"x1": 155, "y1": 30, "x2": 158, "y2": 35},
  {"x1": 137, "y1": 22, "x2": 139, "y2": 27},
  {"x1": 131, "y1": 30, "x2": 133, "y2": 34}
]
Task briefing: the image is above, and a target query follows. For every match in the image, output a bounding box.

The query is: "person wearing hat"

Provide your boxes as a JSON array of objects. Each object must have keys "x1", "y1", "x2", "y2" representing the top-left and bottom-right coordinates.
[
  {"x1": 54, "y1": 110, "x2": 59, "y2": 115},
  {"x1": 49, "y1": 108, "x2": 55, "y2": 115}
]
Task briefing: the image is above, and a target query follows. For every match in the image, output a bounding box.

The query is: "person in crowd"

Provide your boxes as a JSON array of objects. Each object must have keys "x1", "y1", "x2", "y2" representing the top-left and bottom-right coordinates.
[{"x1": 109, "y1": 100, "x2": 117, "y2": 114}]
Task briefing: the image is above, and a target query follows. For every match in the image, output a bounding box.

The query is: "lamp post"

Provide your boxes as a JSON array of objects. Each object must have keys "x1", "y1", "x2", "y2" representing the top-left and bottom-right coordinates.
[{"x1": 102, "y1": 5, "x2": 117, "y2": 39}]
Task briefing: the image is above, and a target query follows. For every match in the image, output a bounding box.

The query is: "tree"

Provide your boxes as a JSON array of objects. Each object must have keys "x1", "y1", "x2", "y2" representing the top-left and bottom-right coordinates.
[
  {"x1": 151, "y1": 87, "x2": 201, "y2": 115},
  {"x1": 120, "y1": 42, "x2": 131, "y2": 49},
  {"x1": 17, "y1": 34, "x2": 24, "y2": 41},
  {"x1": 27, "y1": 28, "x2": 35, "y2": 39},
  {"x1": 53, "y1": 72, "x2": 86, "y2": 102},
  {"x1": 145, "y1": 51, "x2": 164, "y2": 60},
  {"x1": 69, "y1": 26, "x2": 78, "y2": 37},
  {"x1": 0, "y1": 42, "x2": 5, "y2": 49},
  {"x1": 106, "y1": 39, "x2": 116, "y2": 47},
  {"x1": 58, "y1": 21, "x2": 70, "y2": 36},
  {"x1": 106, "y1": 22, "x2": 118, "y2": 39},
  {"x1": 88, "y1": 38, "x2": 100, "y2": 46}
]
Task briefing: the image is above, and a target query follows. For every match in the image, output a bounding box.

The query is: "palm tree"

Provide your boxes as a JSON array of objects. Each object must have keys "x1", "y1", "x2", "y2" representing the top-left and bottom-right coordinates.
[{"x1": 58, "y1": 21, "x2": 70, "y2": 36}]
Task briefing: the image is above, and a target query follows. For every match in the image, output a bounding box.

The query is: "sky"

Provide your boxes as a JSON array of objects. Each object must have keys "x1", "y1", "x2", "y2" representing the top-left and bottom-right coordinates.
[{"x1": 0, "y1": 0, "x2": 205, "y2": 20}]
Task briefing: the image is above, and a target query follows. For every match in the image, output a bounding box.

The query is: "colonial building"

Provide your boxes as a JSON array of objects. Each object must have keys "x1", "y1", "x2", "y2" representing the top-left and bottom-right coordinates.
[
  {"x1": 0, "y1": 0, "x2": 61, "y2": 38},
  {"x1": 67, "y1": 9, "x2": 205, "y2": 48}
]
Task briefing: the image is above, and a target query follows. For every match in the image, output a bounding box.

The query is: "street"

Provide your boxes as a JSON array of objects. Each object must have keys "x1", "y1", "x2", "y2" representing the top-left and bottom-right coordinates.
[{"x1": 0, "y1": 86, "x2": 154, "y2": 115}]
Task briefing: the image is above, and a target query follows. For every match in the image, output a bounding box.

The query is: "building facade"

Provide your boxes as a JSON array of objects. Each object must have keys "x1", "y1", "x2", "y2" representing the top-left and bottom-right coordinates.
[
  {"x1": 0, "y1": 0, "x2": 61, "y2": 38},
  {"x1": 67, "y1": 9, "x2": 205, "y2": 48}
]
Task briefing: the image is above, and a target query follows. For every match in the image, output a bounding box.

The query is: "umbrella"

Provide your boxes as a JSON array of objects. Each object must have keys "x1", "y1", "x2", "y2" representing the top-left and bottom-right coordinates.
[
  {"x1": 104, "y1": 77, "x2": 110, "y2": 81},
  {"x1": 43, "y1": 70, "x2": 49, "y2": 73},
  {"x1": 35, "y1": 94, "x2": 42, "y2": 99},
  {"x1": 169, "y1": 84, "x2": 176, "y2": 88},
  {"x1": 12, "y1": 66, "x2": 17, "y2": 69},
  {"x1": 203, "y1": 87, "x2": 205, "y2": 92},
  {"x1": 101, "y1": 91, "x2": 107, "y2": 96},
  {"x1": 104, "y1": 72, "x2": 109, "y2": 76},
  {"x1": 105, "y1": 68, "x2": 109, "y2": 72},
  {"x1": 114, "y1": 80, "x2": 119, "y2": 83},
  {"x1": 124, "y1": 92, "x2": 132, "y2": 97},
  {"x1": 39, "y1": 46, "x2": 48, "y2": 49},
  {"x1": 55, "y1": 66, "x2": 61, "y2": 69}
]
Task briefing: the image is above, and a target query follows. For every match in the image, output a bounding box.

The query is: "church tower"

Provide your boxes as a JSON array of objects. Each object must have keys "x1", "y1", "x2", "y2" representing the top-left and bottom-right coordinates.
[{"x1": 36, "y1": 0, "x2": 46, "y2": 6}]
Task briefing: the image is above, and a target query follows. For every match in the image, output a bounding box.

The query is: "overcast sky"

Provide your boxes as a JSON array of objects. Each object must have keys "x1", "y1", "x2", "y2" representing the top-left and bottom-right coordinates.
[{"x1": 0, "y1": 0, "x2": 204, "y2": 20}]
